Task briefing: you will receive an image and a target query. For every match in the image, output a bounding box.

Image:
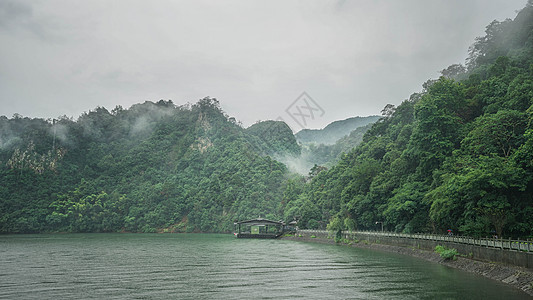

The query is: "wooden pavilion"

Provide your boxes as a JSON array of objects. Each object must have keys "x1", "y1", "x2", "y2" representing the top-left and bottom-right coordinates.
[{"x1": 234, "y1": 218, "x2": 285, "y2": 239}]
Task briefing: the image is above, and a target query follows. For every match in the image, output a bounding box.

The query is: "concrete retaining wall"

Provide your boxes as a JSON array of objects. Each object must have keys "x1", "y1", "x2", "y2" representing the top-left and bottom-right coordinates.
[{"x1": 296, "y1": 230, "x2": 533, "y2": 270}]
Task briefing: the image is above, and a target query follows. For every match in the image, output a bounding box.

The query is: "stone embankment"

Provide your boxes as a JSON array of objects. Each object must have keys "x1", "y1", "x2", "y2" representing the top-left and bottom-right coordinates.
[{"x1": 283, "y1": 230, "x2": 533, "y2": 296}]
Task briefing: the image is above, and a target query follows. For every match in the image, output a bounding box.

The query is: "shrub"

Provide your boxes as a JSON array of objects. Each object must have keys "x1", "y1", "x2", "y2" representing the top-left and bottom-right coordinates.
[
  {"x1": 339, "y1": 238, "x2": 355, "y2": 245},
  {"x1": 435, "y1": 245, "x2": 458, "y2": 260}
]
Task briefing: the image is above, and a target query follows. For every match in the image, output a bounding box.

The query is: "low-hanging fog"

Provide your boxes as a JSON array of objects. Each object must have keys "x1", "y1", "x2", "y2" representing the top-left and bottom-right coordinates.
[{"x1": 0, "y1": 0, "x2": 527, "y2": 131}]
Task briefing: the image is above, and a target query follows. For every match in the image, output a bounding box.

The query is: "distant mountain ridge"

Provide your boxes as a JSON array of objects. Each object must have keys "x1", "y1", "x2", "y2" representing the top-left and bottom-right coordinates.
[
  {"x1": 295, "y1": 116, "x2": 381, "y2": 145},
  {"x1": 279, "y1": 116, "x2": 381, "y2": 175}
]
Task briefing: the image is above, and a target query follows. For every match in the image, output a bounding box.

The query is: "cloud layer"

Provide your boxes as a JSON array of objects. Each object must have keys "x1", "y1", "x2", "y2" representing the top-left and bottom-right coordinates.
[{"x1": 0, "y1": 0, "x2": 526, "y2": 130}]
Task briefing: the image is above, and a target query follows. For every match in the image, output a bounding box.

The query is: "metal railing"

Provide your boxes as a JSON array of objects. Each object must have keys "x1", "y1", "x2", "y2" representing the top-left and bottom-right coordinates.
[{"x1": 296, "y1": 229, "x2": 533, "y2": 253}]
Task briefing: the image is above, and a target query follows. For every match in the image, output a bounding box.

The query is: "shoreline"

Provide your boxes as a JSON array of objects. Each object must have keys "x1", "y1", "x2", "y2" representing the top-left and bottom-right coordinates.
[{"x1": 282, "y1": 235, "x2": 533, "y2": 296}]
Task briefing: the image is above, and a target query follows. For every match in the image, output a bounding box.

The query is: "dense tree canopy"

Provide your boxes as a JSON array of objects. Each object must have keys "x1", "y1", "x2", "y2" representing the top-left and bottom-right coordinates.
[
  {"x1": 0, "y1": 98, "x2": 297, "y2": 233},
  {"x1": 285, "y1": 3, "x2": 533, "y2": 238},
  {"x1": 2, "y1": 3, "x2": 533, "y2": 239}
]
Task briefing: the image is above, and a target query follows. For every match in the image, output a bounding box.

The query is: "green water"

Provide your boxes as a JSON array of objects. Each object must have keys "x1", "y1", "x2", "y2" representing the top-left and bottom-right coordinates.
[{"x1": 0, "y1": 234, "x2": 529, "y2": 299}]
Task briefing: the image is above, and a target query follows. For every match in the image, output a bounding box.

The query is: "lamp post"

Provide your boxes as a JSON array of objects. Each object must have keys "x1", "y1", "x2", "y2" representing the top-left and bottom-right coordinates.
[{"x1": 375, "y1": 221, "x2": 383, "y2": 232}]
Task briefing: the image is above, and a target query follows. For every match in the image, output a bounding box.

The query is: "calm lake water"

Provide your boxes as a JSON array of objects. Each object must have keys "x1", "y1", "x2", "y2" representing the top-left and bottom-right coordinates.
[{"x1": 0, "y1": 233, "x2": 529, "y2": 299}]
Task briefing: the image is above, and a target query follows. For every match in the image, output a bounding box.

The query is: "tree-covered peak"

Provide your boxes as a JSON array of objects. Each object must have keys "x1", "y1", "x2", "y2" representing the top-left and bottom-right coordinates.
[
  {"x1": 246, "y1": 120, "x2": 300, "y2": 156},
  {"x1": 283, "y1": 1, "x2": 533, "y2": 238},
  {"x1": 0, "y1": 97, "x2": 292, "y2": 233}
]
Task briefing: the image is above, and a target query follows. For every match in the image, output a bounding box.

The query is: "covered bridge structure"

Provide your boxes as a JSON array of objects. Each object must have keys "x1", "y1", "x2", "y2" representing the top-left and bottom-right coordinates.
[{"x1": 234, "y1": 218, "x2": 285, "y2": 239}]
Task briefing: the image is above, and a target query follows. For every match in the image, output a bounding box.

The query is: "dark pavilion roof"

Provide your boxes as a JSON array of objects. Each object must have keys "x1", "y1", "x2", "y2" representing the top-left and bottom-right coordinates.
[{"x1": 234, "y1": 218, "x2": 285, "y2": 226}]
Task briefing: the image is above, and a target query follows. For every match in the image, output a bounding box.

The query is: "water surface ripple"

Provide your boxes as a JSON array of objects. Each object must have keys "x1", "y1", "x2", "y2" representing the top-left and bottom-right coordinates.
[{"x1": 0, "y1": 234, "x2": 528, "y2": 299}]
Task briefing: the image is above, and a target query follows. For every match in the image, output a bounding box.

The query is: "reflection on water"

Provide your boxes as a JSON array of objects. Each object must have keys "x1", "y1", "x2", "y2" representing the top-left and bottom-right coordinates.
[{"x1": 0, "y1": 234, "x2": 529, "y2": 299}]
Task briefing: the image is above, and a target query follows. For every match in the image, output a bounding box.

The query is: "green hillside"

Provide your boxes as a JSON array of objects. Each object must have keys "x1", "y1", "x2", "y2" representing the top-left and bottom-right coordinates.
[
  {"x1": 299, "y1": 123, "x2": 376, "y2": 169},
  {"x1": 2, "y1": 2, "x2": 533, "y2": 239},
  {"x1": 246, "y1": 120, "x2": 300, "y2": 157},
  {"x1": 284, "y1": 2, "x2": 533, "y2": 238},
  {"x1": 0, "y1": 98, "x2": 297, "y2": 233},
  {"x1": 295, "y1": 116, "x2": 380, "y2": 145}
]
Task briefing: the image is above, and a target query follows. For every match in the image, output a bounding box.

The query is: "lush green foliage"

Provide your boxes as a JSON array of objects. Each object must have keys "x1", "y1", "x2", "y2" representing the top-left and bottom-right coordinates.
[
  {"x1": 434, "y1": 245, "x2": 458, "y2": 260},
  {"x1": 3, "y1": 3, "x2": 533, "y2": 238},
  {"x1": 246, "y1": 120, "x2": 300, "y2": 156},
  {"x1": 284, "y1": 4, "x2": 533, "y2": 239},
  {"x1": 0, "y1": 99, "x2": 297, "y2": 233}
]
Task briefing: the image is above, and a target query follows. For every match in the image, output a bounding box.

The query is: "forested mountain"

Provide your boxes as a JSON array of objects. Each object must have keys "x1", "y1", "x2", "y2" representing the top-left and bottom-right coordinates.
[
  {"x1": 284, "y1": 2, "x2": 533, "y2": 238},
  {"x1": 0, "y1": 98, "x2": 298, "y2": 233},
  {"x1": 282, "y1": 116, "x2": 380, "y2": 174},
  {"x1": 246, "y1": 120, "x2": 300, "y2": 157},
  {"x1": 299, "y1": 123, "x2": 375, "y2": 169},
  {"x1": 295, "y1": 116, "x2": 380, "y2": 145},
  {"x1": 3, "y1": 2, "x2": 533, "y2": 238}
]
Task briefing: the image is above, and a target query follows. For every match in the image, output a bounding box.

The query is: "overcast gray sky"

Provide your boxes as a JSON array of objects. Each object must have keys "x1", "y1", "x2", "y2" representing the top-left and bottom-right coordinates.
[{"x1": 0, "y1": 0, "x2": 527, "y2": 131}]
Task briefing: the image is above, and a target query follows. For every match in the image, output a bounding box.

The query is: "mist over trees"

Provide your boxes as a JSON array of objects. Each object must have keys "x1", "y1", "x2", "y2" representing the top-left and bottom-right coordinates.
[
  {"x1": 295, "y1": 116, "x2": 380, "y2": 145},
  {"x1": 2, "y1": 2, "x2": 533, "y2": 238},
  {"x1": 283, "y1": 3, "x2": 533, "y2": 238},
  {"x1": 0, "y1": 99, "x2": 297, "y2": 233},
  {"x1": 277, "y1": 117, "x2": 380, "y2": 175}
]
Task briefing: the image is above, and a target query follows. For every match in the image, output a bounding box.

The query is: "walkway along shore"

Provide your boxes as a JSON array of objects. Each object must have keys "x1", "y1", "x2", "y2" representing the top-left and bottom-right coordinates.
[{"x1": 282, "y1": 230, "x2": 533, "y2": 296}]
